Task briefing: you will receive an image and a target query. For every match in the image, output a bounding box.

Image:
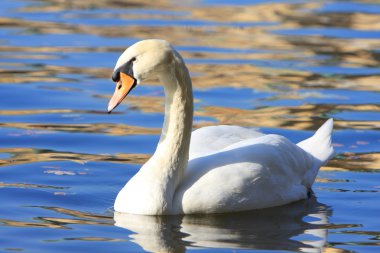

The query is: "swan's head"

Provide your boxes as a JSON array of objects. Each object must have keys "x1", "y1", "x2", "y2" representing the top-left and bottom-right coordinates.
[{"x1": 108, "y1": 39, "x2": 174, "y2": 113}]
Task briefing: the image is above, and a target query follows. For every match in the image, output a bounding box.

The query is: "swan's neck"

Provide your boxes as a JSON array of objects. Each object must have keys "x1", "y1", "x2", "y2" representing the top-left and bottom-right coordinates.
[{"x1": 139, "y1": 55, "x2": 193, "y2": 213}]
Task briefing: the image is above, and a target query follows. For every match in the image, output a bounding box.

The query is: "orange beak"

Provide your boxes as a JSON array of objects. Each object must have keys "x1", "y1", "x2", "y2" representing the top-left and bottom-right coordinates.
[{"x1": 107, "y1": 72, "x2": 136, "y2": 113}]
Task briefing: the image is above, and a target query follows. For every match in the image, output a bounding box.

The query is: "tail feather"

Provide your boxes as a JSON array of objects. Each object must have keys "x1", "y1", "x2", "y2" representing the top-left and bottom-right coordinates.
[{"x1": 297, "y1": 118, "x2": 335, "y2": 167}]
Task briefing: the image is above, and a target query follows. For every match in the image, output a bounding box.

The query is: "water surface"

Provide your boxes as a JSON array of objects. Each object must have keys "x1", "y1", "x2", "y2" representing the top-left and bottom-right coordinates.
[{"x1": 0, "y1": 0, "x2": 379, "y2": 252}]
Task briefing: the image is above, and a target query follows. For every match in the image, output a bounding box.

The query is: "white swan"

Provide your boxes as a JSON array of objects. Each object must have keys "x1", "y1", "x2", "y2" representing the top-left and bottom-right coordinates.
[{"x1": 108, "y1": 39, "x2": 334, "y2": 215}]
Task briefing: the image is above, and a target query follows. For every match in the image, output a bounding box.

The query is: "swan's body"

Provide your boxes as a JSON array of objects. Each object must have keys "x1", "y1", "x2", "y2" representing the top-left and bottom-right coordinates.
[{"x1": 108, "y1": 39, "x2": 334, "y2": 215}]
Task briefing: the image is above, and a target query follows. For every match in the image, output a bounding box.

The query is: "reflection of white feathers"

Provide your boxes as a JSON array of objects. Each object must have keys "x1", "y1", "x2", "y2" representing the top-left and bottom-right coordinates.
[
  {"x1": 112, "y1": 39, "x2": 334, "y2": 215},
  {"x1": 114, "y1": 197, "x2": 330, "y2": 253},
  {"x1": 304, "y1": 212, "x2": 329, "y2": 252}
]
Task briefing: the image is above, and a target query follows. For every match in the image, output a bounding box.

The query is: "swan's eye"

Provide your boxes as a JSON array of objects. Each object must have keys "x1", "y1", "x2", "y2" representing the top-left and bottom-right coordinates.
[{"x1": 130, "y1": 57, "x2": 136, "y2": 62}]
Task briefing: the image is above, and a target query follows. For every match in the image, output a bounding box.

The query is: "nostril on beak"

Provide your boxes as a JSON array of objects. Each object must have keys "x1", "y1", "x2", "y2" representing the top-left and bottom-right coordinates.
[{"x1": 112, "y1": 71, "x2": 120, "y2": 82}]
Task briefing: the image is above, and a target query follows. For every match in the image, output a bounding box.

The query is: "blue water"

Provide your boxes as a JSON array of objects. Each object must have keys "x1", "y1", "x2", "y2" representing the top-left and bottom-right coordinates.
[{"x1": 0, "y1": 0, "x2": 379, "y2": 252}]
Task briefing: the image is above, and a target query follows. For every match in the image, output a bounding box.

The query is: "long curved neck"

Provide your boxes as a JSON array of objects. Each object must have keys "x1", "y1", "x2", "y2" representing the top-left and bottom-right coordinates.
[
  {"x1": 140, "y1": 52, "x2": 193, "y2": 212},
  {"x1": 158, "y1": 68, "x2": 193, "y2": 159}
]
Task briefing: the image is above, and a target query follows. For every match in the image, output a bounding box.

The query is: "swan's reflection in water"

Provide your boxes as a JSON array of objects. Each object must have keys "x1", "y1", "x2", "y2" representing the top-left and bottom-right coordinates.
[{"x1": 114, "y1": 196, "x2": 330, "y2": 252}]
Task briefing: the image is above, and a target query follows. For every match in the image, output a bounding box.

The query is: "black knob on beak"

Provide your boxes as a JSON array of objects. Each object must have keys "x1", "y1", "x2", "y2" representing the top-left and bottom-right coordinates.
[{"x1": 112, "y1": 70, "x2": 120, "y2": 82}]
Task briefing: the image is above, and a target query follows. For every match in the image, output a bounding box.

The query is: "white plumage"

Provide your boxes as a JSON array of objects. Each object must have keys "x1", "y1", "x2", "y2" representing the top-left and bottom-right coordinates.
[{"x1": 109, "y1": 39, "x2": 334, "y2": 215}]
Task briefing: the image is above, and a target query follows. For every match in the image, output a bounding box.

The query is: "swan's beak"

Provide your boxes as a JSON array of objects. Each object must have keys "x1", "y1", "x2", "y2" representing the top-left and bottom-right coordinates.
[{"x1": 107, "y1": 72, "x2": 137, "y2": 113}]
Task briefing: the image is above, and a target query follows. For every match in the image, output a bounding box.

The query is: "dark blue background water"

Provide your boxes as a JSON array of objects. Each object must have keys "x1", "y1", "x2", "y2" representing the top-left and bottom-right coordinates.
[{"x1": 0, "y1": 0, "x2": 379, "y2": 252}]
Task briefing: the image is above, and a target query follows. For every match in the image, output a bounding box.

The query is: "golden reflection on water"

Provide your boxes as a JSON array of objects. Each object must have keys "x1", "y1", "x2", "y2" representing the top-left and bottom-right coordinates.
[
  {"x1": 0, "y1": 1, "x2": 379, "y2": 252},
  {"x1": 1, "y1": 0, "x2": 379, "y2": 82},
  {"x1": 199, "y1": 105, "x2": 380, "y2": 130},
  {"x1": 0, "y1": 182, "x2": 67, "y2": 190},
  {"x1": 0, "y1": 148, "x2": 150, "y2": 167},
  {"x1": 328, "y1": 153, "x2": 380, "y2": 171},
  {"x1": 0, "y1": 206, "x2": 113, "y2": 229},
  {"x1": 0, "y1": 0, "x2": 378, "y2": 193},
  {"x1": 0, "y1": 121, "x2": 159, "y2": 135}
]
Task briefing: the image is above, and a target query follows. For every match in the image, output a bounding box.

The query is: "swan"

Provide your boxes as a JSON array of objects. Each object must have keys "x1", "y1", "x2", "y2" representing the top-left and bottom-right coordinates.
[{"x1": 107, "y1": 39, "x2": 334, "y2": 215}]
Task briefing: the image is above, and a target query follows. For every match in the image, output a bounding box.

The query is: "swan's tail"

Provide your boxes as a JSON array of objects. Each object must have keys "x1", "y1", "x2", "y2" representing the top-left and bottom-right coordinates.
[{"x1": 297, "y1": 118, "x2": 335, "y2": 168}]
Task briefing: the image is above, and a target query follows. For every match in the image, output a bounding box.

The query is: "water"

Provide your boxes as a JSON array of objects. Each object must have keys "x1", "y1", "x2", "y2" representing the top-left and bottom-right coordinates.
[{"x1": 0, "y1": 0, "x2": 379, "y2": 252}]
